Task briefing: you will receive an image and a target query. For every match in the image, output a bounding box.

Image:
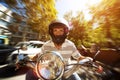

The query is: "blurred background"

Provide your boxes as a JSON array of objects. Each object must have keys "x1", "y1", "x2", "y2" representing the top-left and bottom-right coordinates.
[
  {"x1": 0, "y1": 0, "x2": 119, "y2": 47},
  {"x1": 0, "y1": 0, "x2": 119, "y2": 65},
  {"x1": 0, "y1": 0, "x2": 120, "y2": 79}
]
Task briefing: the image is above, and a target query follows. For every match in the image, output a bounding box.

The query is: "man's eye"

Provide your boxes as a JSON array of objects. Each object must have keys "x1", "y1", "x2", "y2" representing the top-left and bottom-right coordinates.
[
  {"x1": 53, "y1": 30, "x2": 57, "y2": 32},
  {"x1": 60, "y1": 30, "x2": 64, "y2": 32}
]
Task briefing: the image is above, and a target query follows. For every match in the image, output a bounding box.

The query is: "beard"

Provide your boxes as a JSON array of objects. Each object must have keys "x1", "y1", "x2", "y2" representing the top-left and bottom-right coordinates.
[{"x1": 52, "y1": 35, "x2": 67, "y2": 45}]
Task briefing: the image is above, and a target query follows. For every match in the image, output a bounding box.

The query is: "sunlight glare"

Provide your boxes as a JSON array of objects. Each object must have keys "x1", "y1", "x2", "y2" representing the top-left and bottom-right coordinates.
[
  {"x1": 74, "y1": 0, "x2": 102, "y2": 21},
  {"x1": 56, "y1": 0, "x2": 102, "y2": 20},
  {"x1": 66, "y1": 0, "x2": 102, "y2": 11},
  {"x1": 87, "y1": 0, "x2": 102, "y2": 5},
  {"x1": 93, "y1": 22, "x2": 99, "y2": 29}
]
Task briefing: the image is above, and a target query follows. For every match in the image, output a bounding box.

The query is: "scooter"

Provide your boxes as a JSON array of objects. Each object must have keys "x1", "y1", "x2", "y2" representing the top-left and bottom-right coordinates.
[{"x1": 15, "y1": 47, "x2": 105, "y2": 80}]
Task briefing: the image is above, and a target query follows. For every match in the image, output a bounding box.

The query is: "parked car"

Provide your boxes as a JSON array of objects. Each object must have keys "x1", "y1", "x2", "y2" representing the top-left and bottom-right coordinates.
[
  {"x1": 14, "y1": 41, "x2": 30, "y2": 48},
  {"x1": 7, "y1": 41, "x2": 45, "y2": 64},
  {"x1": 0, "y1": 44, "x2": 16, "y2": 64}
]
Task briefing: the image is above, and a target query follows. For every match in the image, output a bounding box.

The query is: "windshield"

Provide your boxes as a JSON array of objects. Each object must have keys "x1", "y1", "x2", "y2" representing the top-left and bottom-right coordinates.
[
  {"x1": 29, "y1": 43, "x2": 43, "y2": 48},
  {"x1": 15, "y1": 42, "x2": 29, "y2": 47},
  {"x1": 15, "y1": 42, "x2": 44, "y2": 48}
]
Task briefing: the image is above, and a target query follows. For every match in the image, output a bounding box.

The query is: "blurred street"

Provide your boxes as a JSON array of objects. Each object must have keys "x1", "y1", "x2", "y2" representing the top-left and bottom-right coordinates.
[
  {"x1": 0, "y1": 0, "x2": 120, "y2": 80},
  {"x1": 0, "y1": 62, "x2": 120, "y2": 80},
  {"x1": 0, "y1": 74, "x2": 25, "y2": 80},
  {"x1": 0, "y1": 64, "x2": 27, "y2": 80}
]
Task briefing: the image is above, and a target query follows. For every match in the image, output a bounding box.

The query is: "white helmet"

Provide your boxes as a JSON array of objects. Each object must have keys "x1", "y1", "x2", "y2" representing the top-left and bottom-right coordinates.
[{"x1": 49, "y1": 18, "x2": 69, "y2": 44}]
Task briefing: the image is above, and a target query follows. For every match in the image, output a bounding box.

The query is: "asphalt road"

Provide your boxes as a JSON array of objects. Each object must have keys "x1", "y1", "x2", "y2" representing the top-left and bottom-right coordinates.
[
  {"x1": 0, "y1": 64, "x2": 27, "y2": 80},
  {"x1": 0, "y1": 74, "x2": 25, "y2": 80}
]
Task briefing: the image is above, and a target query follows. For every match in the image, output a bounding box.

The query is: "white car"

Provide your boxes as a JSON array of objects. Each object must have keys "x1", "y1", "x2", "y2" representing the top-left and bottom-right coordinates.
[{"x1": 7, "y1": 41, "x2": 45, "y2": 63}]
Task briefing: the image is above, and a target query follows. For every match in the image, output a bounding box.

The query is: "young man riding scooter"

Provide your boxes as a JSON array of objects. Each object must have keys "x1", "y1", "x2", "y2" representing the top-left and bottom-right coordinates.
[{"x1": 25, "y1": 18, "x2": 92, "y2": 80}]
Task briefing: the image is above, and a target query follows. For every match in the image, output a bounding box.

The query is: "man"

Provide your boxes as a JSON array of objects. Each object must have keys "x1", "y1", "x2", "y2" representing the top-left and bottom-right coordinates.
[{"x1": 26, "y1": 18, "x2": 92, "y2": 80}]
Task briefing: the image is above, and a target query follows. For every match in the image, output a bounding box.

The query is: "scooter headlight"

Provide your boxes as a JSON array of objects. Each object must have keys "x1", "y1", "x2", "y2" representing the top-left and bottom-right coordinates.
[{"x1": 35, "y1": 51, "x2": 65, "y2": 80}]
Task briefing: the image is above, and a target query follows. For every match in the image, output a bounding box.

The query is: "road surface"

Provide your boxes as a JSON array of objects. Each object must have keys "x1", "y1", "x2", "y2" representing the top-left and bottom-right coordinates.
[{"x1": 0, "y1": 64, "x2": 27, "y2": 80}]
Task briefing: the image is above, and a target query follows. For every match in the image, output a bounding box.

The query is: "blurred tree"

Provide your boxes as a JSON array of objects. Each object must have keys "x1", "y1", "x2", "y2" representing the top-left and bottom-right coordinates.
[
  {"x1": 63, "y1": 0, "x2": 120, "y2": 48},
  {"x1": 22, "y1": 0, "x2": 57, "y2": 39},
  {"x1": 89, "y1": 0, "x2": 120, "y2": 47},
  {"x1": 64, "y1": 11, "x2": 73, "y2": 22},
  {"x1": 64, "y1": 11, "x2": 89, "y2": 47}
]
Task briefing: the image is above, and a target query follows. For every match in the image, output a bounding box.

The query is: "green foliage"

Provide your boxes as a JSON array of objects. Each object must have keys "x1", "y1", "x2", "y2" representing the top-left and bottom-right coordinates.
[
  {"x1": 65, "y1": 12, "x2": 89, "y2": 47},
  {"x1": 88, "y1": 0, "x2": 120, "y2": 47},
  {"x1": 22, "y1": 0, "x2": 57, "y2": 39},
  {"x1": 63, "y1": 0, "x2": 120, "y2": 48}
]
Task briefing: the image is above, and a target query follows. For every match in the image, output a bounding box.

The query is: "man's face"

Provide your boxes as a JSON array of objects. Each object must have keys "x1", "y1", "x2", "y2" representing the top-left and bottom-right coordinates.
[
  {"x1": 51, "y1": 26, "x2": 66, "y2": 44},
  {"x1": 53, "y1": 27, "x2": 64, "y2": 36}
]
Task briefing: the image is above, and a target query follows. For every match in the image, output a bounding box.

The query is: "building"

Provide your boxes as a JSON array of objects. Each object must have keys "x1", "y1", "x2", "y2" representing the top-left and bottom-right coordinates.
[{"x1": 0, "y1": 3, "x2": 38, "y2": 45}]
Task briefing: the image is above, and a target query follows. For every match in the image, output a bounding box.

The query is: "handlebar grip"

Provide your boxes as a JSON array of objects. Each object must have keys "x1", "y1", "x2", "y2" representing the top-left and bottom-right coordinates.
[{"x1": 79, "y1": 58, "x2": 91, "y2": 64}]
